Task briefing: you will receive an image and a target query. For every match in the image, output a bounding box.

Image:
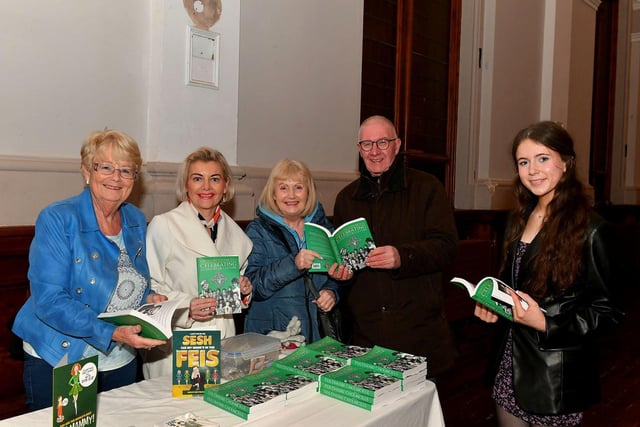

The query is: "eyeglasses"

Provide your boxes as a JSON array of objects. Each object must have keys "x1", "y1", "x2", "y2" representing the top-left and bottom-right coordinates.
[
  {"x1": 92, "y1": 162, "x2": 138, "y2": 180},
  {"x1": 357, "y1": 137, "x2": 397, "y2": 151}
]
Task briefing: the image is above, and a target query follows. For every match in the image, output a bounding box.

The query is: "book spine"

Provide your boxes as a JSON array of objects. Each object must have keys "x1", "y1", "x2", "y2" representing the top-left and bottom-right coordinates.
[
  {"x1": 319, "y1": 387, "x2": 373, "y2": 411},
  {"x1": 319, "y1": 376, "x2": 375, "y2": 398},
  {"x1": 203, "y1": 391, "x2": 250, "y2": 418},
  {"x1": 320, "y1": 382, "x2": 375, "y2": 404}
]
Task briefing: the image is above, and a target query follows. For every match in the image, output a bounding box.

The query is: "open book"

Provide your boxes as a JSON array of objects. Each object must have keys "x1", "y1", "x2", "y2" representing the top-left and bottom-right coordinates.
[
  {"x1": 304, "y1": 217, "x2": 376, "y2": 273},
  {"x1": 97, "y1": 298, "x2": 183, "y2": 340},
  {"x1": 450, "y1": 276, "x2": 541, "y2": 321}
]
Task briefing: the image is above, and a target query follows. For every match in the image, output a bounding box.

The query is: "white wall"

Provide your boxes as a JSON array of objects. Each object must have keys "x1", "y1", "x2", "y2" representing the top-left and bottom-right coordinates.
[
  {"x1": 237, "y1": 0, "x2": 364, "y2": 172},
  {"x1": 0, "y1": 0, "x2": 362, "y2": 225}
]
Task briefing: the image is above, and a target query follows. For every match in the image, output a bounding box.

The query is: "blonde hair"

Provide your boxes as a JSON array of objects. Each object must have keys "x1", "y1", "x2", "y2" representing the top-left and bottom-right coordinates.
[
  {"x1": 80, "y1": 129, "x2": 142, "y2": 171},
  {"x1": 259, "y1": 159, "x2": 317, "y2": 217},
  {"x1": 175, "y1": 147, "x2": 235, "y2": 203}
]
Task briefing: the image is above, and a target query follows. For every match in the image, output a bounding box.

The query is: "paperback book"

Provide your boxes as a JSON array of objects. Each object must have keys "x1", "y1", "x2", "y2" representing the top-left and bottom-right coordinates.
[
  {"x1": 349, "y1": 345, "x2": 427, "y2": 380},
  {"x1": 273, "y1": 346, "x2": 346, "y2": 381},
  {"x1": 172, "y1": 330, "x2": 221, "y2": 398},
  {"x1": 97, "y1": 298, "x2": 183, "y2": 340},
  {"x1": 319, "y1": 381, "x2": 401, "y2": 411},
  {"x1": 304, "y1": 217, "x2": 376, "y2": 272},
  {"x1": 52, "y1": 355, "x2": 98, "y2": 427},
  {"x1": 450, "y1": 276, "x2": 543, "y2": 322},
  {"x1": 304, "y1": 336, "x2": 371, "y2": 364},
  {"x1": 318, "y1": 365, "x2": 402, "y2": 400},
  {"x1": 197, "y1": 256, "x2": 242, "y2": 314},
  {"x1": 204, "y1": 366, "x2": 314, "y2": 420}
]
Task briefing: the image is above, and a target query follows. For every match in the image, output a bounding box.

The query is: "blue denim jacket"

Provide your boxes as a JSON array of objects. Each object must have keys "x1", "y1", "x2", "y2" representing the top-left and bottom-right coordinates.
[{"x1": 12, "y1": 188, "x2": 152, "y2": 367}]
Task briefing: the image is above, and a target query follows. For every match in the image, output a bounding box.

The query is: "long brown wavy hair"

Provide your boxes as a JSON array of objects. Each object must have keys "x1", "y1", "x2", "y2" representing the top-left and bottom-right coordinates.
[{"x1": 501, "y1": 121, "x2": 591, "y2": 298}]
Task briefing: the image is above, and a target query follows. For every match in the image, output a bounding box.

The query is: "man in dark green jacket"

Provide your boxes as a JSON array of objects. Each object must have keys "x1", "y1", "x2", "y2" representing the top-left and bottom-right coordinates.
[{"x1": 333, "y1": 115, "x2": 458, "y2": 378}]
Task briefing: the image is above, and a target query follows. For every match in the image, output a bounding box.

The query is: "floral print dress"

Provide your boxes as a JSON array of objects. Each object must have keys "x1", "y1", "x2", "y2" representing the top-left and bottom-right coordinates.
[{"x1": 492, "y1": 241, "x2": 583, "y2": 426}]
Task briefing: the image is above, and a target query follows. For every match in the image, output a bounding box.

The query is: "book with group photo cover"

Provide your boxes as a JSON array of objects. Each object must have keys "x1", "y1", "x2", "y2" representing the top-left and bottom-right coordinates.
[
  {"x1": 273, "y1": 346, "x2": 346, "y2": 381},
  {"x1": 304, "y1": 336, "x2": 371, "y2": 364},
  {"x1": 197, "y1": 256, "x2": 242, "y2": 314},
  {"x1": 450, "y1": 276, "x2": 545, "y2": 322},
  {"x1": 304, "y1": 217, "x2": 376, "y2": 273},
  {"x1": 318, "y1": 365, "x2": 402, "y2": 400},
  {"x1": 52, "y1": 355, "x2": 98, "y2": 427},
  {"x1": 97, "y1": 298, "x2": 183, "y2": 340},
  {"x1": 349, "y1": 345, "x2": 427, "y2": 381},
  {"x1": 172, "y1": 330, "x2": 221, "y2": 398}
]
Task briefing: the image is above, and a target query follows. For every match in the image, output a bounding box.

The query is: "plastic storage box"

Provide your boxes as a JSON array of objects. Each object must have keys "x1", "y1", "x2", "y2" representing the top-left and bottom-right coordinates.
[{"x1": 220, "y1": 332, "x2": 281, "y2": 380}]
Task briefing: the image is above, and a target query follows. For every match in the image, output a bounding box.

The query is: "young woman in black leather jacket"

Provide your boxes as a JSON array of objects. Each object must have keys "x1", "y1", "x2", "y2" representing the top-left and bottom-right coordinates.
[{"x1": 474, "y1": 121, "x2": 623, "y2": 427}]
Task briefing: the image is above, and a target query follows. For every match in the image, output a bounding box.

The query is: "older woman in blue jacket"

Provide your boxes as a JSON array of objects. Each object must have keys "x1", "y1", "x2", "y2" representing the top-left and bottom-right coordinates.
[
  {"x1": 244, "y1": 159, "x2": 350, "y2": 343},
  {"x1": 12, "y1": 129, "x2": 167, "y2": 411}
]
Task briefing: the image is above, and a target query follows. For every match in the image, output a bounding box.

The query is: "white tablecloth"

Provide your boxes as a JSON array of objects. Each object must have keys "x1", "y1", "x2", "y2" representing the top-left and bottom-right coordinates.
[{"x1": 0, "y1": 375, "x2": 445, "y2": 427}]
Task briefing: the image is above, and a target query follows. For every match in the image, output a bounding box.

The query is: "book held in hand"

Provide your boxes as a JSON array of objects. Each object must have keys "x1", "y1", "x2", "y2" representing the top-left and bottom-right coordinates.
[
  {"x1": 97, "y1": 298, "x2": 183, "y2": 340},
  {"x1": 172, "y1": 330, "x2": 221, "y2": 398},
  {"x1": 197, "y1": 256, "x2": 242, "y2": 314},
  {"x1": 304, "y1": 217, "x2": 376, "y2": 272},
  {"x1": 450, "y1": 276, "x2": 544, "y2": 322},
  {"x1": 52, "y1": 355, "x2": 98, "y2": 427}
]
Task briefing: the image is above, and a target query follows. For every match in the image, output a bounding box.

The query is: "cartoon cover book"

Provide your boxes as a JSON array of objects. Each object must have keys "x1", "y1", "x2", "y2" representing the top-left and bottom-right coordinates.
[
  {"x1": 172, "y1": 330, "x2": 222, "y2": 398},
  {"x1": 52, "y1": 355, "x2": 98, "y2": 427},
  {"x1": 197, "y1": 255, "x2": 242, "y2": 314},
  {"x1": 304, "y1": 217, "x2": 376, "y2": 272}
]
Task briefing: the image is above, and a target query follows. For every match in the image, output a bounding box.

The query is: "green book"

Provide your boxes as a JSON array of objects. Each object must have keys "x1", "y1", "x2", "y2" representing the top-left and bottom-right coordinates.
[
  {"x1": 52, "y1": 355, "x2": 98, "y2": 427},
  {"x1": 450, "y1": 276, "x2": 521, "y2": 321},
  {"x1": 172, "y1": 330, "x2": 221, "y2": 398},
  {"x1": 273, "y1": 346, "x2": 346, "y2": 381},
  {"x1": 319, "y1": 382, "x2": 401, "y2": 410},
  {"x1": 304, "y1": 217, "x2": 376, "y2": 272},
  {"x1": 203, "y1": 366, "x2": 289, "y2": 420},
  {"x1": 305, "y1": 336, "x2": 371, "y2": 364},
  {"x1": 197, "y1": 255, "x2": 242, "y2": 314},
  {"x1": 349, "y1": 345, "x2": 427, "y2": 380},
  {"x1": 97, "y1": 298, "x2": 183, "y2": 340},
  {"x1": 318, "y1": 365, "x2": 402, "y2": 399}
]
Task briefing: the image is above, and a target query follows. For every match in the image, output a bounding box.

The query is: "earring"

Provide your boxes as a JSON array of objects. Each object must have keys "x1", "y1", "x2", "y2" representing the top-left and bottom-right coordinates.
[{"x1": 85, "y1": 179, "x2": 89, "y2": 185}]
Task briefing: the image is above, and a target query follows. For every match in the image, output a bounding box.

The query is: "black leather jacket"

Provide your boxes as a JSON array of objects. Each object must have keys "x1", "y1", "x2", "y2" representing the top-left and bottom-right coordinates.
[{"x1": 493, "y1": 212, "x2": 623, "y2": 415}]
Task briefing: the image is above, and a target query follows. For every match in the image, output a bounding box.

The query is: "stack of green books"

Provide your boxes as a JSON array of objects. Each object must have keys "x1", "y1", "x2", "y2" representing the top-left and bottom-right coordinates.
[
  {"x1": 273, "y1": 345, "x2": 346, "y2": 381},
  {"x1": 304, "y1": 336, "x2": 371, "y2": 364},
  {"x1": 203, "y1": 366, "x2": 316, "y2": 420},
  {"x1": 349, "y1": 345, "x2": 427, "y2": 391},
  {"x1": 318, "y1": 365, "x2": 402, "y2": 411}
]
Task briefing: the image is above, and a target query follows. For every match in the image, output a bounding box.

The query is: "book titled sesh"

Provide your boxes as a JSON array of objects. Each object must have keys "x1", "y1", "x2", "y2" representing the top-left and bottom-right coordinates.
[{"x1": 304, "y1": 217, "x2": 375, "y2": 273}]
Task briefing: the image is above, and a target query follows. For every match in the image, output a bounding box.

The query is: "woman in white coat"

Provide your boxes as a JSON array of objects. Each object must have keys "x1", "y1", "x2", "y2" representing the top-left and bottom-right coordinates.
[{"x1": 142, "y1": 147, "x2": 253, "y2": 379}]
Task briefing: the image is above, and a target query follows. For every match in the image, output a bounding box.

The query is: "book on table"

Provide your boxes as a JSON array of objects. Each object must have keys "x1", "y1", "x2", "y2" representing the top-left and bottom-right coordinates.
[
  {"x1": 318, "y1": 365, "x2": 402, "y2": 401},
  {"x1": 304, "y1": 336, "x2": 371, "y2": 364},
  {"x1": 52, "y1": 355, "x2": 98, "y2": 427},
  {"x1": 197, "y1": 255, "x2": 242, "y2": 314},
  {"x1": 97, "y1": 298, "x2": 183, "y2": 340},
  {"x1": 450, "y1": 276, "x2": 543, "y2": 322},
  {"x1": 304, "y1": 217, "x2": 376, "y2": 272},
  {"x1": 318, "y1": 381, "x2": 402, "y2": 411},
  {"x1": 349, "y1": 345, "x2": 427, "y2": 381},
  {"x1": 172, "y1": 330, "x2": 221, "y2": 398},
  {"x1": 203, "y1": 366, "x2": 316, "y2": 421},
  {"x1": 272, "y1": 345, "x2": 346, "y2": 381}
]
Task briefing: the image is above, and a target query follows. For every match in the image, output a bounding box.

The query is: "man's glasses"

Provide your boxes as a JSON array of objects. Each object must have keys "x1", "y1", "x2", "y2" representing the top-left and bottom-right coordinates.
[
  {"x1": 357, "y1": 137, "x2": 397, "y2": 151},
  {"x1": 93, "y1": 162, "x2": 138, "y2": 180}
]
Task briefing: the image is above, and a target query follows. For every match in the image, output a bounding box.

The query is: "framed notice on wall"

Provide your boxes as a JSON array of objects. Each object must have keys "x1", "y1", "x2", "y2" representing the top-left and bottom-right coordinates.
[{"x1": 186, "y1": 26, "x2": 220, "y2": 89}]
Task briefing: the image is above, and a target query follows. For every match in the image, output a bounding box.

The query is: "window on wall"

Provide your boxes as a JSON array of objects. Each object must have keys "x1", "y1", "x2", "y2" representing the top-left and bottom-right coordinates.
[{"x1": 360, "y1": 0, "x2": 461, "y2": 198}]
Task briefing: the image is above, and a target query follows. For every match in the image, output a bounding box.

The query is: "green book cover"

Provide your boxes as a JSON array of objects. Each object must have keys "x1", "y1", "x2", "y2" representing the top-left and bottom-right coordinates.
[
  {"x1": 319, "y1": 385, "x2": 376, "y2": 411},
  {"x1": 197, "y1": 255, "x2": 242, "y2": 314},
  {"x1": 273, "y1": 346, "x2": 346, "y2": 381},
  {"x1": 52, "y1": 355, "x2": 98, "y2": 427},
  {"x1": 319, "y1": 382, "x2": 402, "y2": 409},
  {"x1": 349, "y1": 345, "x2": 427, "y2": 379},
  {"x1": 203, "y1": 366, "x2": 291, "y2": 419},
  {"x1": 450, "y1": 276, "x2": 516, "y2": 321},
  {"x1": 172, "y1": 330, "x2": 221, "y2": 398},
  {"x1": 304, "y1": 217, "x2": 376, "y2": 272},
  {"x1": 97, "y1": 298, "x2": 183, "y2": 340},
  {"x1": 319, "y1": 365, "x2": 402, "y2": 399},
  {"x1": 305, "y1": 336, "x2": 371, "y2": 364}
]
